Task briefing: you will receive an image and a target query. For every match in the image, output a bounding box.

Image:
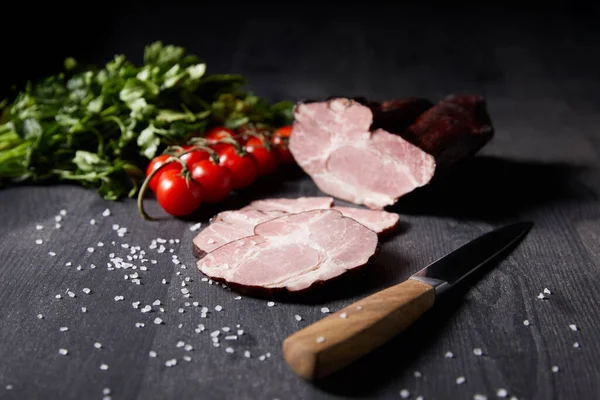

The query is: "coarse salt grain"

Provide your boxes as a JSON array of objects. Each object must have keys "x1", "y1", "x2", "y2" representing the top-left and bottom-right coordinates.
[
  {"x1": 87, "y1": 247, "x2": 94, "y2": 253},
  {"x1": 573, "y1": 342, "x2": 580, "y2": 348},
  {"x1": 294, "y1": 315, "x2": 302, "y2": 321},
  {"x1": 154, "y1": 318, "x2": 163, "y2": 325},
  {"x1": 244, "y1": 350, "x2": 251, "y2": 358},
  {"x1": 445, "y1": 351, "x2": 454, "y2": 358},
  {"x1": 60, "y1": 327, "x2": 69, "y2": 332},
  {"x1": 552, "y1": 365, "x2": 559, "y2": 373},
  {"x1": 537, "y1": 293, "x2": 546, "y2": 300},
  {"x1": 58, "y1": 348, "x2": 68, "y2": 355},
  {"x1": 497, "y1": 388, "x2": 508, "y2": 398},
  {"x1": 225, "y1": 347, "x2": 234, "y2": 354},
  {"x1": 414, "y1": 371, "x2": 422, "y2": 378},
  {"x1": 225, "y1": 335, "x2": 237, "y2": 340},
  {"x1": 400, "y1": 389, "x2": 410, "y2": 399},
  {"x1": 55, "y1": 294, "x2": 62, "y2": 299},
  {"x1": 258, "y1": 355, "x2": 266, "y2": 361},
  {"x1": 37, "y1": 314, "x2": 43, "y2": 319},
  {"x1": 473, "y1": 348, "x2": 483, "y2": 356},
  {"x1": 153, "y1": 300, "x2": 161, "y2": 306},
  {"x1": 67, "y1": 291, "x2": 75, "y2": 298},
  {"x1": 473, "y1": 395, "x2": 487, "y2": 400},
  {"x1": 339, "y1": 312, "x2": 348, "y2": 319},
  {"x1": 543, "y1": 288, "x2": 551, "y2": 295},
  {"x1": 215, "y1": 305, "x2": 223, "y2": 311},
  {"x1": 100, "y1": 364, "x2": 109, "y2": 370},
  {"x1": 36, "y1": 224, "x2": 44, "y2": 230},
  {"x1": 321, "y1": 307, "x2": 330, "y2": 313},
  {"x1": 81, "y1": 307, "x2": 87, "y2": 313},
  {"x1": 49, "y1": 252, "x2": 56, "y2": 257},
  {"x1": 316, "y1": 336, "x2": 325, "y2": 343},
  {"x1": 176, "y1": 341, "x2": 185, "y2": 348},
  {"x1": 184, "y1": 344, "x2": 193, "y2": 351},
  {"x1": 149, "y1": 351, "x2": 157, "y2": 358},
  {"x1": 103, "y1": 388, "x2": 111, "y2": 395},
  {"x1": 59, "y1": 210, "x2": 67, "y2": 216},
  {"x1": 114, "y1": 296, "x2": 124, "y2": 301},
  {"x1": 183, "y1": 355, "x2": 192, "y2": 362},
  {"x1": 569, "y1": 324, "x2": 578, "y2": 331},
  {"x1": 181, "y1": 288, "x2": 189, "y2": 295},
  {"x1": 523, "y1": 320, "x2": 530, "y2": 326},
  {"x1": 35, "y1": 239, "x2": 43, "y2": 245},
  {"x1": 234, "y1": 296, "x2": 241, "y2": 300},
  {"x1": 132, "y1": 301, "x2": 140, "y2": 309},
  {"x1": 90, "y1": 219, "x2": 96, "y2": 225},
  {"x1": 135, "y1": 322, "x2": 145, "y2": 328},
  {"x1": 267, "y1": 301, "x2": 275, "y2": 307},
  {"x1": 94, "y1": 342, "x2": 102, "y2": 349},
  {"x1": 456, "y1": 376, "x2": 466, "y2": 384},
  {"x1": 141, "y1": 305, "x2": 151, "y2": 313}
]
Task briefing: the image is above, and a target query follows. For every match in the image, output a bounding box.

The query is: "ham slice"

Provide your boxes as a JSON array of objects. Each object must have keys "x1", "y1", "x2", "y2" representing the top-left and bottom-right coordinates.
[
  {"x1": 331, "y1": 206, "x2": 400, "y2": 235},
  {"x1": 197, "y1": 209, "x2": 379, "y2": 294},
  {"x1": 192, "y1": 197, "x2": 399, "y2": 258},
  {"x1": 289, "y1": 99, "x2": 436, "y2": 209},
  {"x1": 242, "y1": 196, "x2": 334, "y2": 213},
  {"x1": 192, "y1": 209, "x2": 286, "y2": 258}
]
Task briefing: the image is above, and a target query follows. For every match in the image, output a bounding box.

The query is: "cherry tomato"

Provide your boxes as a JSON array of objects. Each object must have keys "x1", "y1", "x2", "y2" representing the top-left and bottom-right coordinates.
[
  {"x1": 155, "y1": 170, "x2": 203, "y2": 217},
  {"x1": 271, "y1": 126, "x2": 295, "y2": 164},
  {"x1": 244, "y1": 136, "x2": 280, "y2": 175},
  {"x1": 205, "y1": 126, "x2": 237, "y2": 153},
  {"x1": 218, "y1": 146, "x2": 259, "y2": 189},
  {"x1": 190, "y1": 160, "x2": 234, "y2": 202},
  {"x1": 178, "y1": 146, "x2": 210, "y2": 169},
  {"x1": 146, "y1": 155, "x2": 182, "y2": 192}
]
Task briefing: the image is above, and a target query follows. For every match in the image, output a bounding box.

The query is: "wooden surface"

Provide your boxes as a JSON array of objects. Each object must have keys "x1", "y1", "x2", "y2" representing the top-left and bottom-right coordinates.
[
  {"x1": 283, "y1": 279, "x2": 435, "y2": 380},
  {"x1": 2, "y1": 2, "x2": 600, "y2": 399}
]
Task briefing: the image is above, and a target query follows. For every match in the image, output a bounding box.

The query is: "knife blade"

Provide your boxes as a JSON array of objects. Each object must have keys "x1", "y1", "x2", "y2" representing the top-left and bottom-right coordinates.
[{"x1": 282, "y1": 222, "x2": 533, "y2": 381}]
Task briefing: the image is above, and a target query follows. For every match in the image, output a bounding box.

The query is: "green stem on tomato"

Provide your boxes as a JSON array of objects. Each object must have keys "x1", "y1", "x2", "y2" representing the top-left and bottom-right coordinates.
[{"x1": 137, "y1": 156, "x2": 189, "y2": 221}]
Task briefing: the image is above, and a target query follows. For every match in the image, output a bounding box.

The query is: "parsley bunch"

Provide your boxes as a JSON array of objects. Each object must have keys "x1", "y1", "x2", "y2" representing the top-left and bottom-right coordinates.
[{"x1": 0, "y1": 42, "x2": 293, "y2": 199}]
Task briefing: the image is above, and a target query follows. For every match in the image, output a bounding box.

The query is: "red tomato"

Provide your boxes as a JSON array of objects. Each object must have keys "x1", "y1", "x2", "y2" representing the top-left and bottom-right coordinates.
[
  {"x1": 155, "y1": 170, "x2": 203, "y2": 217},
  {"x1": 190, "y1": 160, "x2": 234, "y2": 202},
  {"x1": 146, "y1": 155, "x2": 182, "y2": 192},
  {"x1": 179, "y1": 147, "x2": 210, "y2": 169},
  {"x1": 271, "y1": 126, "x2": 295, "y2": 164},
  {"x1": 205, "y1": 126, "x2": 237, "y2": 153},
  {"x1": 244, "y1": 136, "x2": 280, "y2": 175},
  {"x1": 218, "y1": 146, "x2": 259, "y2": 189}
]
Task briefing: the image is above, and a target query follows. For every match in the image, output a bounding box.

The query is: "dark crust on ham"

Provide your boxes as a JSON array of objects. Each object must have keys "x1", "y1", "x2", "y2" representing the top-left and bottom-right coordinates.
[
  {"x1": 192, "y1": 243, "x2": 207, "y2": 259},
  {"x1": 198, "y1": 243, "x2": 381, "y2": 301}
]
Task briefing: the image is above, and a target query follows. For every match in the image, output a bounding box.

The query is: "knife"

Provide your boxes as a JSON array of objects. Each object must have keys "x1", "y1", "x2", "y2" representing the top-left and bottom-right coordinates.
[{"x1": 282, "y1": 222, "x2": 533, "y2": 380}]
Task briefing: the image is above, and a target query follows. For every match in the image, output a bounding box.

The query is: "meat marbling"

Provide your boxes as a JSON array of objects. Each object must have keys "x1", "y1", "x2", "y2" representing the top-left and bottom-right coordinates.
[
  {"x1": 289, "y1": 98, "x2": 436, "y2": 209},
  {"x1": 192, "y1": 197, "x2": 399, "y2": 258},
  {"x1": 196, "y1": 209, "x2": 379, "y2": 293}
]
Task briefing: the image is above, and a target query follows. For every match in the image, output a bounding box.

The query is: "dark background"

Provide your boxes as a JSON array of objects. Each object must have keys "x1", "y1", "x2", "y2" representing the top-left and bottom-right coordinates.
[{"x1": 1, "y1": 1, "x2": 600, "y2": 400}]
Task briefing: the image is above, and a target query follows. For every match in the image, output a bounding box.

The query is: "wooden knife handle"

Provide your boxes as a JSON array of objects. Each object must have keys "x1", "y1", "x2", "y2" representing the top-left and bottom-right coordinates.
[{"x1": 282, "y1": 278, "x2": 436, "y2": 380}]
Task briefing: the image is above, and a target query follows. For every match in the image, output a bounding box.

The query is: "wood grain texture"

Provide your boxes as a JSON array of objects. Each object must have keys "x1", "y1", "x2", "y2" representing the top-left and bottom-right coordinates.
[
  {"x1": 1, "y1": 2, "x2": 600, "y2": 400},
  {"x1": 283, "y1": 279, "x2": 435, "y2": 380}
]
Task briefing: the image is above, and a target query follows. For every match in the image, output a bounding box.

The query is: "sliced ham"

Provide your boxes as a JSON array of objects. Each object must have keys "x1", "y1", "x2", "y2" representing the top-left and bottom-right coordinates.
[
  {"x1": 332, "y1": 206, "x2": 400, "y2": 235},
  {"x1": 197, "y1": 209, "x2": 379, "y2": 294},
  {"x1": 193, "y1": 197, "x2": 400, "y2": 258},
  {"x1": 192, "y1": 209, "x2": 286, "y2": 258},
  {"x1": 242, "y1": 196, "x2": 334, "y2": 213},
  {"x1": 289, "y1": 99, "x2": 436, "y2": 209}
]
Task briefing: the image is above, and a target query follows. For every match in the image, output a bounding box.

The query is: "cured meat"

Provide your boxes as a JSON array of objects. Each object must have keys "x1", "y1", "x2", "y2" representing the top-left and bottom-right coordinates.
[
  {"x1": 242, "y1": 196, "x2": 334, "y2": 213},
  {"x1": 289, "y1": 99, "x2": 436, "y2": 209},
  {"x1": 331, "y1": 206, "x2": 400, "y2": 235},
  {"x1": 196, "y1": 209, "x2": 379, "y2": 294},
  {"x1": 193, "y1": 198, "x2": 399, "y2": 258},
  {"x1": 368, "y1": 97, "x2": 433, "y2": 133},
  {"x1": 192, "y1": 209, "x2": 286, "y2": 258},
  {"x1": 399, "y1": 94, "x2": 494, "y2": 170}
]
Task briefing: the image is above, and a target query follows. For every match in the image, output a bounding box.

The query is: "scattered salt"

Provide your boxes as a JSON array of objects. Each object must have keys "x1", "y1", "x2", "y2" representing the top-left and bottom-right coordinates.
[
  {"x1": 294, "y1": 315, "x2": 302, "y2": 321},
  {"x1": 215, "y1": 305, "x2": 223, "y2": 312},
  {"x1": 244, "y1": 350, "x2": 251, "y2": 358},
  {"x1": 36, "y1": 224, "x2": 44, "y2": 230},
  {"x1": 316, "y1": 336, "x2": 325, "y2": 343},
  {"x1": 267, "y1": 301, "x2": 275, "y2": 307},
  {"x1": 100, "y1": 364, "x2": 109, "y2": 370},
  {"x1": 473, "y1": 348, "x2": 483, "y2": 356},
  {"x1": 154, "y1": 318, "x2": 163, "y2": 325},
  {"x1": 114, "y1": 296, "x2": 124, "y2": 301},
  {"x1": 225, "y1": 347, "x2": 234, "y2": 354},
  {"x1": 321, "y1": 307, "x2": 330, "y2": 313},
  {"x1": 176, "y1": 341, "x2": 185, "y2": 348},
  {"x1": 569, "y1": 324, "x2": 578, "y2": 331},
  {"x1": 573, "y1": 342, "x2": 580, "y2": 348},
  {"x1": 81, "y1": 307, "x2": 87, "y2": 313},
  {"x1": 37, "y1": 314, "x2": 43, "y2": 319},
  {"x1": 59, "y1": 327, "x2": 69, "y2": 332},
  {"x1": 149, "y1": 351, "x2": 157, "y2": 358},
  {"x1": 456, "y1": 376, "x2": 466, "y2": 384},
  {"x1": 94, "y1": 342, "x2": 102, "y2": 349},
  {"x1": 87, "y1": 247, "x2": 94, "y2": 253},
  {"x1": 414, "y1": 371, "x2": 422, "y2": 378},
  {"x1": 400, "y1": 389, "x2": 410, "y2": 399},
  {"x1": 543, "y1": 288, "x2": 551, "y2": 295},
  {"x1": 153, "y1": 300, "x2": 161, "y2": 306},
  {"x1": 552, "y1": 365, "x2": 559, "y2": 373},
  {"x1": 339, "y1": 312, "x2": 348, "y2": 319},
  {"x1": 135, "y1": 322, "x2": 145, "y2": 328},
  {"x1": 141, "y1": 305, "x2": 151, "y2": 313},
  {"x1": 35, "y1": 239, "x2": 43, "y2": 245},
  {"x1": 497, "y1": 388, "x2": 508, "y2": 398},
  {"x1": 58, "y1": 348, "x2": 68, "y2": 356},
  {"x1": 523, "y1": 320, "x2": 530, "y2": 326},
  {"x1": 445, "y1": 351, "x2": 454, "y2": 358}
]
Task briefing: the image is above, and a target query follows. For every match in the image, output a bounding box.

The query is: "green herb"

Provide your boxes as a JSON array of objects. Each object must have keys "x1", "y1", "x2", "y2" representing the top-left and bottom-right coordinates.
[{"x1": 0, "y1": 42, "x2": 293, "y2": 199}]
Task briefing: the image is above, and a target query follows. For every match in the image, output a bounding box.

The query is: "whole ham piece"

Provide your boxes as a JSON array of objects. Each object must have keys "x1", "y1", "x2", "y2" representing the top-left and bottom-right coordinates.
[
  {"x1": 192, "y1": 197, "x2": 399, "y2": 258},
  {"x1": 289, "y1": 95, "x2": 493, "y2": 209},
  {"x1": 197, "y1": 209, "x2": 379, "y2": 294}
]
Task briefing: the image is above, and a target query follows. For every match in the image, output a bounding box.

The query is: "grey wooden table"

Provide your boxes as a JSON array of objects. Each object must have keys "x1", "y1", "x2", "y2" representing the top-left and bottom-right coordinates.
[{"x1": 1, "y1": 3, "x2": 600, "y2": 399}]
